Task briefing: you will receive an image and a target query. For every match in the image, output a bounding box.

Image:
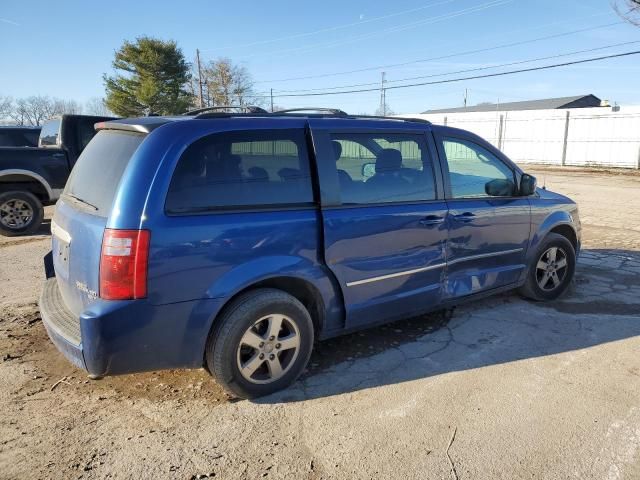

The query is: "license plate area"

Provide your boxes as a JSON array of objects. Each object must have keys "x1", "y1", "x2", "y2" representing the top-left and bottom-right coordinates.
[{"x1": 51, "y1": 221, "x2": 71, "y2": 279}]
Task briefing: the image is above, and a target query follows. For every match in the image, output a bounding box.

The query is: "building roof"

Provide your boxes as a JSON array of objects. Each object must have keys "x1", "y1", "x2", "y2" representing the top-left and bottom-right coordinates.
[{"x1": 422, "y1": 94, "x2": 602, "y2": 114}]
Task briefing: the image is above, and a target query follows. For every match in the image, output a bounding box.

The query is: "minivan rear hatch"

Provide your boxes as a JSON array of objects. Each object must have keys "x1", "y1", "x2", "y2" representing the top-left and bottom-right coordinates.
[{"x1": 52, "y1": 129, "x2": 145, "y2": 317}]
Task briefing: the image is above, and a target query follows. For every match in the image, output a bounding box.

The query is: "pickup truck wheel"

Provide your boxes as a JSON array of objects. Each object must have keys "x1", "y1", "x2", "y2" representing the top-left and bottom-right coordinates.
[
  {"x1": 0, "y1": 191, "x2": 44, "y2": 237},
  {"x1": 206, "y1": 288, "x2": 314, "y2": 399},
  {"x1": 520, "y1": 233, "x2": 576, "y2": 301}
]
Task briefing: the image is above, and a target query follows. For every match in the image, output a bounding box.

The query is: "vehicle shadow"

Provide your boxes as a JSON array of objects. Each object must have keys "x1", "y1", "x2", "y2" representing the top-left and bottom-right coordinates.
[{"x1": 258, "y1": 248, "x2": 640, "y2": 403}]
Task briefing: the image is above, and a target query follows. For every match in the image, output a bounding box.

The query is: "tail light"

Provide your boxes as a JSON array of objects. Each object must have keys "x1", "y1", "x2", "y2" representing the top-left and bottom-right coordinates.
[{"x1": 100, "y1": 229, "x2": 150, "y2": 300}]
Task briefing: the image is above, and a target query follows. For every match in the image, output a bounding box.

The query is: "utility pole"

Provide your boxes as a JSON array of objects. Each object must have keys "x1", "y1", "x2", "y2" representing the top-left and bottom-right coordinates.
[
  {"x1": 380, "y1": 71, "x2": 387, "y2": 115},
  {"x1": 270, "y1": 88, "x2": 274, "y2": 112},
  {"x1": 463, "y1": 88, "x2": 468, "y2": 108},
  {"x1": 196, "y1": 49, "x2": 204, "y2": 108}
]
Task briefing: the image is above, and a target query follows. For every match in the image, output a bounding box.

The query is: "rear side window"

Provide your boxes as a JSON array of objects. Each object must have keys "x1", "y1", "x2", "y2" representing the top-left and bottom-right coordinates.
[
  {"x1": 330, "y1": 132, "x2": 436, "y2": 204},
  {"x1": 23, "y1": 130, "x2": 40, "y2": 147},
  {"x1": 0, "y1": 130, "x2": 39, "y2": 147},
  {"x1": 166, "y1": 129, "x2": 314, "y2": 213},
  {"x1": 64, "y1": 130, "x2": 144, "y2": 215}
]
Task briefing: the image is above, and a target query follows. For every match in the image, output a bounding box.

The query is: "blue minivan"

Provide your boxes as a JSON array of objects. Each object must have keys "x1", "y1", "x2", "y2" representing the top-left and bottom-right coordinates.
[{"x1": 40, "y1": 109, "x2": 580, "y2": 398}]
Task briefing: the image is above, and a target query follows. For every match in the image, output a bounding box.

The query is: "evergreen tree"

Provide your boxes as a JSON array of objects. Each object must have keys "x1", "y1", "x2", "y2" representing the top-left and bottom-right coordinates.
[{"x1": 104, "y1": 37, "x2": 193, "y2": 116}]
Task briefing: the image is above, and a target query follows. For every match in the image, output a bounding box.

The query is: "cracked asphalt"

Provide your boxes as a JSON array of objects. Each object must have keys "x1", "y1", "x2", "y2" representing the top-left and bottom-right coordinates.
[{"x1": 1, "y1": 166, "x2": 639, "y2": 479}]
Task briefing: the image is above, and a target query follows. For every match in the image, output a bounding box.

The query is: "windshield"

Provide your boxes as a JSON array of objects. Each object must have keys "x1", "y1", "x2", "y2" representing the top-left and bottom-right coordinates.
[{"x1": 63, "y1": 130, "x2": 144, "y2": 215}]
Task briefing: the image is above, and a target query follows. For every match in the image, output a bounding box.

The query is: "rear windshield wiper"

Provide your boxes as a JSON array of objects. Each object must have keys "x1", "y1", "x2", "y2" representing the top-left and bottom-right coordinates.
[{"x1": 65, "y1": 193, "x2": 98, "y2": 211}]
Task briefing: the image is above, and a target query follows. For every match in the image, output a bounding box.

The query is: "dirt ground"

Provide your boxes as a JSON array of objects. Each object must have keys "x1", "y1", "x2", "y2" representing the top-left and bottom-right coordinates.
[{"x1": 1, "y1": 166, "x2": 639, "y2": 479}]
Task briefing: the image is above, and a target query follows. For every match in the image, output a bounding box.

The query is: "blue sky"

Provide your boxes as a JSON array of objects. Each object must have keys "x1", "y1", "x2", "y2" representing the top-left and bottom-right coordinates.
[{"x1": 1, "y1": 0, "x2": 639, "y2": 113}]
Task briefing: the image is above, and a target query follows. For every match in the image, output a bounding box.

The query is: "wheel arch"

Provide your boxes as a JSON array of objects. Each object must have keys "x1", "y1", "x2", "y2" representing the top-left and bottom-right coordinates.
[
  {"x1": 0, "y1": 170, "x2": 53, "y2": 202},
  {"x1": 529, "y1": 210, "x2": 580, "y2": 261},
  {"x1": 211, "y1": 275, "x2": 326, "y2": 338},
  {"x1": 549, "y1": 224, "x2": 578, "y2": 252}
]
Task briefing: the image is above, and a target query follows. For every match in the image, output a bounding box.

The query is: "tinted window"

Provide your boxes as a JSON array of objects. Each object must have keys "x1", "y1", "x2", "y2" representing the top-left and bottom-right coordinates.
[
  {"x1": 64, "y1": 130, "x2": 144, "y2": 215},
  {"x1": 330, "y1": 133, "x2": 436, "y2": 204},
  {"x1": 23, "y1": 130, "x2": 40, "y2": 147},
  {"x1": 39, "y1": 120, "x2": 61, "y2": 147},
  {"x1": 441, "y1": 137, "x2": 515, "y2": 198},
  {"x1": 0, "y1": 132, "x2": 17, "y2": 146},
  {"x1": 166, "y1": 129, "x2": 314, "y2": 213},
  {"x1": 0, "y1": 130, "x2": 40, "y2": 147}
]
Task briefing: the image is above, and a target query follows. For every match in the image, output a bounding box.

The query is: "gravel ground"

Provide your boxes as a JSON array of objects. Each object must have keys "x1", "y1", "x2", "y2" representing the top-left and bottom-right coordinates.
[{"x1": 0, "y1": 167, "x2": 639, "y2": 479}]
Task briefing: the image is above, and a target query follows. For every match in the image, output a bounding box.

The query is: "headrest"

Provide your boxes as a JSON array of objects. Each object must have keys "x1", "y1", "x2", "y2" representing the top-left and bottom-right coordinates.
[
  {"x1": 376, "y1": 149, "x2": 402, "y2": 173},
  {"x1": 331, "y1": 141, "x2": 342, "y2": 161}
]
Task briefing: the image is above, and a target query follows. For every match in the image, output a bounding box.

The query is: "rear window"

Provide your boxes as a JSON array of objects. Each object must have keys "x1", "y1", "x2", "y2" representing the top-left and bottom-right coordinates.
[
  {"x1": 64, "y1": 130, "x2": 144, "y2": 215},
  {"x1": 166, "y1": 129, "x2": 314, "y2": 213}
]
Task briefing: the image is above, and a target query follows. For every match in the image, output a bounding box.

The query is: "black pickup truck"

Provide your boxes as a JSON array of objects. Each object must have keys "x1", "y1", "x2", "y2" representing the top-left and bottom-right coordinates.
[{"x1": 0, "y1": 114, "x2": 114, "y2": 236}]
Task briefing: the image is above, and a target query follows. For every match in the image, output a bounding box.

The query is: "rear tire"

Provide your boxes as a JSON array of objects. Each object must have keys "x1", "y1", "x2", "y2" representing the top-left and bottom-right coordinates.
[
  {"x1": 0, "y1": 191, "x2": 44, "y2": 237},
  {"x1": 520, "y1": 233, "x2": 576, "y2": 301},
  {"x1": 206, "y1": 288, "x2": 314, "y2": 399}
]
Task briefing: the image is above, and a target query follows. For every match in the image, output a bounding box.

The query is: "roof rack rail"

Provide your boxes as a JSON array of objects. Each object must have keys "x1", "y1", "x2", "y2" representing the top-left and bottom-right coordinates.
[
  {"x1": 185, "y1": 105, "x2": 268, "y2": 116},
  {"x1": 353, "y1": 115, "x2": 431, "y2": 125},
  {"x1": 273, "y1": 107, "x2": 348, "y2": 116}
]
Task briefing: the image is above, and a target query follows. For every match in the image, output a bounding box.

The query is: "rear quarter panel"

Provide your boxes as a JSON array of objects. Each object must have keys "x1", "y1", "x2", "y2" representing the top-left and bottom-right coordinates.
[{"x1": 115, "y1": 119, "x2": 344, "y2": 337}]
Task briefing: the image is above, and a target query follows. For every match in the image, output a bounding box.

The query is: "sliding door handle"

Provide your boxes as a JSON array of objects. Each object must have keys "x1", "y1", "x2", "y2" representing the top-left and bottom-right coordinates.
[
  {"x1": 452, "y1": 212, "x2": 475, "y2": 223},
  {"x1": 419, "y1": 215, "x2": 445, "y2": 226}
]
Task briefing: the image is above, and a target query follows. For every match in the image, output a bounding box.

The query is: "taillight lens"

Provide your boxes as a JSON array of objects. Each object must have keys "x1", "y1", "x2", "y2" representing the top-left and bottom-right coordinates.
[{"x1": 99, "y1": 229, "x2": 150, "y2": 300}]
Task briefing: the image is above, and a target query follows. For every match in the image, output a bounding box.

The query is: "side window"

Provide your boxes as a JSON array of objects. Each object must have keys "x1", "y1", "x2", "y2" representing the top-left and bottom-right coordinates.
[
  {"x1": 441, "y1": 137, "x2": 515, "y2": 198},
  {"x1": 330, "y1": 133, "x2": 436, "y2": 204},
  {"x1": 166, "y1": 129, "x2": 314, "y2": 213}
]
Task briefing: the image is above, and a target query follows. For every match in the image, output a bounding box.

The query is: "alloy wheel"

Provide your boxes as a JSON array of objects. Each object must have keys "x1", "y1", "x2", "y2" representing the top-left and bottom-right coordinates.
[
  {"x1": 236, "y1": 314, "x2": 301, "y2": 384},
  {"x1": 0, "y1": 199, "x2": 34, "y2": 229},
  {"x1": 535, "y1": 246, "x2": 568, "y2": 292}
]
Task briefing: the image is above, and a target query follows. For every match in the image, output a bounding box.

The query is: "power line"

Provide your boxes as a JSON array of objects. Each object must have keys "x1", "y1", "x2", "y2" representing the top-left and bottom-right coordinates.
[
  {"x1": 263, "y1": 38, "x2": 639, "y2": 94},
  {"x1": 255, "y1": 20, "x2": 624, "y2": 84},
  {"x1": 258, "y1": 50, "x2": 640, "y2": 98},
  {"x1": 199, "y1": 0, "x2": 459, "y2": 53},
  {"x1": 240, "y1": 0, "x2": 514, "y2": 61}
]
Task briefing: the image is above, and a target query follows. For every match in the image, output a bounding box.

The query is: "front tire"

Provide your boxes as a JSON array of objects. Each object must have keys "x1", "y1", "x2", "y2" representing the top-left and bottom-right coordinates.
[
  {"x1": 520, "y1": 233, "x2": 576, "y2": 301},
  {"x1": 206, "y1": 288, "x2": 314, "y2": 399},
  {"x1": 0, "y1": 191, "x2": 44, "y2": 237}
]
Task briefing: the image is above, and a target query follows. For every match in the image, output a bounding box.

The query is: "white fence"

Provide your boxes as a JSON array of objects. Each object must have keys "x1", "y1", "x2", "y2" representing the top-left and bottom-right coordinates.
[{"x1": 410, "y1": 106, "x2": 640, "y2": 169}]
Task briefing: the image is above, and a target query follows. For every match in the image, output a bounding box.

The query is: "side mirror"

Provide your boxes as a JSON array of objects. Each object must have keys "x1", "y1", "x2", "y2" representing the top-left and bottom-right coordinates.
[
  {"x1": 520, "y1": 173, "x2": 537, "y2": 196},
  {"x1": 362, "y1": 162, "x2": 376, "y2": 179},
  {"x1": 485, "y1": 178, "x2": 515, "y2": 197}
]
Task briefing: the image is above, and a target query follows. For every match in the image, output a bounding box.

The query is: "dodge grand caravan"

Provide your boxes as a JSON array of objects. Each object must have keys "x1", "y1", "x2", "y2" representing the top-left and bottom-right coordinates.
[{"x1": 39, "y1": 108, "x2": 580, "y2": 398}]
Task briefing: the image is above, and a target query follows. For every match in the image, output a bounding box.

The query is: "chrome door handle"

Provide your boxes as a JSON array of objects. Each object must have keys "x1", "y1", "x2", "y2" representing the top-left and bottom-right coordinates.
[
  {"x1": 452, "y1": 212, "x2": 475, "y2": 223},
  {"x1": 419, "y1": 215, "x2": 445, "y2": 226}
]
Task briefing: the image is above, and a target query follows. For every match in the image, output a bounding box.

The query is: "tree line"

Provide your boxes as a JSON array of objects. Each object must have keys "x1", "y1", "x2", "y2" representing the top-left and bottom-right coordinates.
[
  {"x1": 0, "y1": 95, "x2": 111, "y2": 126},
  {"x1": 1, "y1": 35, "x2": 263, "y2": 126}
]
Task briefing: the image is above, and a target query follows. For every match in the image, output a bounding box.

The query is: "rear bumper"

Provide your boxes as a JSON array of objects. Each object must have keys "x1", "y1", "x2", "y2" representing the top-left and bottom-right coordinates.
[
  {"x1": 39, "y1": 278, "x2": 86, "y2": 370},
  {"x1": 39, "y1": 278, "x2": 224, "y2": 377}
]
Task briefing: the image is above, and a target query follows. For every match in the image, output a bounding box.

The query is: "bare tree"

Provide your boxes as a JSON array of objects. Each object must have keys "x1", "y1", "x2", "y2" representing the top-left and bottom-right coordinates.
[
  {"x1": 53, "y1": 99, "x2": 82, "y2": 115},
  {"x1": 85, "y1": 97, "x2": 113, "y2": 116},
  {"x1": 375, "y1": 103, "x2": 395, "y2": 116},
  {"x1": 8, "y1": 96, "x2": 83, "y2": 126},
  {"x1": 0, "y1": 95, "x2": 12, "y2": 121},
  {"x1": 200, "y1": 58, "x2": 261, "y2": 107},
  {"x1": 10, "y1": 96, "x2": 58, "y2": 126},
  {"x1": 612, "y1": 0, "x2": 640, "y2": 25}
]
